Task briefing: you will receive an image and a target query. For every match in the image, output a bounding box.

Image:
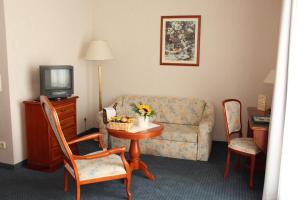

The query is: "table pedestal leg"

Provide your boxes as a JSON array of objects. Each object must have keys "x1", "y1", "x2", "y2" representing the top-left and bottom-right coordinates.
[{"x1": 129, "y1": 140, "x2": 155, "y2": 180}]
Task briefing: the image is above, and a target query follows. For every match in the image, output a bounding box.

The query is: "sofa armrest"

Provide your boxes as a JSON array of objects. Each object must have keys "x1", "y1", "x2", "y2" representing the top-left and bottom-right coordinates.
[
  {"x1": 97, "y1": 110, "x2": 108, "y2": 145},
  {"x1": 97, "y1": 96, "x2": 124, "y2": 148},
  {"x1": 197, "y1": 102, "x2": 215, "y2": 161}
]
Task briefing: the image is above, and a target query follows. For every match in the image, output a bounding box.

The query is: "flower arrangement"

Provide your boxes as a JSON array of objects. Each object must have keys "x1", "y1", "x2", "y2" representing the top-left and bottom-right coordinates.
[{"x1": 130, "y1": 103, "x2": 156, "y2": 119}]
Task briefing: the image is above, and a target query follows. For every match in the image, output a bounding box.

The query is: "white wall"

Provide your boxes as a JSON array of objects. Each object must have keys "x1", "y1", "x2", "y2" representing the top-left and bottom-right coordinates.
[
  {"x1": 0, "y1": 0, "x2": 14, "y2": 164},
  {"x1": 0, "y1": 0, "x2": 282, "y2": 164},
  {"x1": 92, "y1": 0, "x2": 281, "y2": 141},
  {"x1": 2, "y1": 0, "x2": 94, "y2": 164}
]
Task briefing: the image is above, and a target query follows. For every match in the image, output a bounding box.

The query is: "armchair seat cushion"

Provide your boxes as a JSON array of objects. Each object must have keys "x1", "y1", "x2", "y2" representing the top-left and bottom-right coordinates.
[
  {"x1": 229, "y1": 138, "x2": 261, "y2": 155},
  {"x1": 65, "y1": 151, "x2": 126, "y2": 181},
  {"x1": 156, "y1": 123, "x2": 198, "y2": 143}
]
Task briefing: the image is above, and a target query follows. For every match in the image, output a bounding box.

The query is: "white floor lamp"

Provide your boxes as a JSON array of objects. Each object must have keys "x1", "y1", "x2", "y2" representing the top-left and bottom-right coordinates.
[{"x1": 84, "y1": 40, "x2": 113, "y2": 111}]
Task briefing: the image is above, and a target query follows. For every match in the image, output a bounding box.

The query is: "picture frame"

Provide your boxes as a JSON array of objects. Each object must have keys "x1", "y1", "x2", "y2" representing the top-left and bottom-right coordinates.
[{"x1": 160, "y1": 15, "x2": 201, "y2": 66}]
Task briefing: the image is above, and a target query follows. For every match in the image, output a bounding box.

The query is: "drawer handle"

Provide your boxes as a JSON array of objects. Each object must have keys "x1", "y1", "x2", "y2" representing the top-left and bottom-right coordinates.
[
  {"x1": 61, "y1": 121, "x2": 74, "y2": 127},
  {"x1": 61, "y1": 122, "x2": 68, "y2": 126}
]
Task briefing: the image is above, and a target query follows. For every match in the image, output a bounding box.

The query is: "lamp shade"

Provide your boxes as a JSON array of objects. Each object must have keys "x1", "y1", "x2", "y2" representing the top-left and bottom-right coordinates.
[
  {"x1": 264, "y1": 69, "x2": 275, "y2": 84},
  {"x1": 84, "y1": 40, "x2": 113, "y2": 61}
]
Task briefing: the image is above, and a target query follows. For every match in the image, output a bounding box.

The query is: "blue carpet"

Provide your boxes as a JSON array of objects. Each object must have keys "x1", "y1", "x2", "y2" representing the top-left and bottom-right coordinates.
[{"x1": 0, "y1": 141, "x2": 263, "y2": 200}]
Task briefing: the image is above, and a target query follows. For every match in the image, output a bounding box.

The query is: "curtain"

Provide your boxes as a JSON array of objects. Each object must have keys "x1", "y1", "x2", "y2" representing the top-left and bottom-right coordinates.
[
  {"x1": 277, "y1": 0, "x2": 300, "y2": 199},
  {"x1": 262, "y1": 0, "x2": 291, "y2": 199}
]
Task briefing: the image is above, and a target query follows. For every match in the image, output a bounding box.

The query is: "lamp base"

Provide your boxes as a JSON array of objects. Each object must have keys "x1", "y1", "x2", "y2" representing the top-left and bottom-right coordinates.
[{"x1": 257, "y1": 94, "x2": 269, "y2": 112}]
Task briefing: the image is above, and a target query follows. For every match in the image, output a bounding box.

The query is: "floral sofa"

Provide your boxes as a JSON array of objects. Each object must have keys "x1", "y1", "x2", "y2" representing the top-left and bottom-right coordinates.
[{"x1": 98, "y1": 95, "x2": 215, "y2": 161}]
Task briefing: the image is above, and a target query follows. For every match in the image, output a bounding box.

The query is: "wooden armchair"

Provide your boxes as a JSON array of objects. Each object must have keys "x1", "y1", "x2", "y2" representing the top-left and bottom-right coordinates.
[{"x1": 40, "y1": 96, "x2": 132, "y2": 200}]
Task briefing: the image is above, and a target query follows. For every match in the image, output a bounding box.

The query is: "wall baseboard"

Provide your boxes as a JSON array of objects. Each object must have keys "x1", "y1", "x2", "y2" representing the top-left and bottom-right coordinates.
[{"x1": 0, "y1": 160, "x2": 26, "y2": 169}]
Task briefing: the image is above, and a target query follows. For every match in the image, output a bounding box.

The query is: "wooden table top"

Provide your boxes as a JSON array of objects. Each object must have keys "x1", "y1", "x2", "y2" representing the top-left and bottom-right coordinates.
[{"x1": 106, "y1": 123, "x2": 164, "y2": 140}]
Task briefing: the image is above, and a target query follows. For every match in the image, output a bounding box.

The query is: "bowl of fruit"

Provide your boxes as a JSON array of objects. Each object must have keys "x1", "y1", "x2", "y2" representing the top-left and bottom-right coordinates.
[{"x1": 107, "y1": 116, "x2": 135, "y2": 131}]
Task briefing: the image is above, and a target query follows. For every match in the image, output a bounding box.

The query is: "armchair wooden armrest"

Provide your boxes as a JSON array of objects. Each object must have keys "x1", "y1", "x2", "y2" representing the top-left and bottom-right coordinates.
[
  {"x1": 68, "y1": 132, "x2": 106, "y2": 150},
  {"x1": 73, "y1": 146, "x2": 125, "y2": 160}
]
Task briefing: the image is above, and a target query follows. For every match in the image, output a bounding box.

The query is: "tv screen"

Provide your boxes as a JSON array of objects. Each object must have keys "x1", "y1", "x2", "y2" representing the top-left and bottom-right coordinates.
[
  {"x1": 44, "y1": 69, "x2": 72, "y2": 89},
  {"x1": 40, "y1": 65, "x2": 74, "y2": 99}
]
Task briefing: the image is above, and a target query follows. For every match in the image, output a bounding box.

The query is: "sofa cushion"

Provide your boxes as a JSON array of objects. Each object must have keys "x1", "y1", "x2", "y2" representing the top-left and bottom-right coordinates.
[
  {"x1": 119, "y1": 95, "x2": 206, "y2": 125},
  {"x1": 155, "y1": 123, "x2": 198, "y2": 143}
]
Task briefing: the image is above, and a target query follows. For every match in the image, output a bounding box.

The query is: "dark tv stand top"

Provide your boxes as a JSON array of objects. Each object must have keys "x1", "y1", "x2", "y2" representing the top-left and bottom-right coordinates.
[
  {"x1": 49, "y1": 97, "x2": 68, "y2": 101},
  {"x1": 24, "y1": 96, "x2": 79, "y2": 104}
]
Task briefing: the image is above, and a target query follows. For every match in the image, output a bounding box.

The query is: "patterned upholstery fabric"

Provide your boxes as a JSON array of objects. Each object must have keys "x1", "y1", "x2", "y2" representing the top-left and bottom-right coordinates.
[
  {"x1": 229, "y1": 138, "x2": 261, "y2": 155},
  {"x1": 224, "y1": 101, "x2": 241, "y2": 134},
  {"x1": 118, "y1": 95, "x2": 206, "y2": 126},
  {"x1": 111, "y1": 137, "x2": 198, "y2": 160},
  {"x1": 156, "y1": 124, "x2": 198, "y2": 143},
  {"x1": 198, "y1": 102, "x2": 215, "y2": 160},
  {"x1": 65, "y1": 151, "x2": 126, "y2": 181},
  {"x1": 98, "y1": 95, "x2": 215, "y2": 161},
  {"x1": 43, "y1": 103, "x2": 70, "y2": 160}
]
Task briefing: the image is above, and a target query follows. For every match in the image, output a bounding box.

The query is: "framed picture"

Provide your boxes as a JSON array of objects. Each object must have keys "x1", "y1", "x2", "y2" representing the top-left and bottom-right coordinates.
[{"x1": 160, "y1": 15, "x2": 201, "y2": 66}]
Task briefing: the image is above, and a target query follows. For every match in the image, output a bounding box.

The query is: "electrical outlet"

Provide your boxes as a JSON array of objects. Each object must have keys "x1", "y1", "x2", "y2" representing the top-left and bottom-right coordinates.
[
  {"x1": 0, "y1": 141, "x2": 7, "y2": 149},
  {"x1": 84, "y1": 117, "x2": 87, "y2": 131}
]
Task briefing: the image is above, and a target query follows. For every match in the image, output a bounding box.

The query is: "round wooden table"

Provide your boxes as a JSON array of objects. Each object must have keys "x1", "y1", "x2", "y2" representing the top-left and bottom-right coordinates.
[{"x1": 106, "y1": 123, "x2": 164, "y2": 180}]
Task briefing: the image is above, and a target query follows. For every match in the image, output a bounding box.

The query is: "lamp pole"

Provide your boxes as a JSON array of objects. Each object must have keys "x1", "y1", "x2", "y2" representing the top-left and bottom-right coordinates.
[
  {"x1": 98, "y1": 65, "x2": 103, "y2": 111},
  {"x1": 84, "y1": 40, "x2": 113, "y2": 111}
]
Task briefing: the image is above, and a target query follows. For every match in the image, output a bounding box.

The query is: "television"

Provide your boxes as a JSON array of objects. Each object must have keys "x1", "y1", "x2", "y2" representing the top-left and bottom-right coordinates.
[{"x1": 40, "y1": 65, "x2": 74, "y2": 99}]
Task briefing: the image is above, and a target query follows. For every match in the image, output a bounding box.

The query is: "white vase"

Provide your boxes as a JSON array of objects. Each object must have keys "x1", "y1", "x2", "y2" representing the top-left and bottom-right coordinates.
[{"x1": 138, "y1": 116, "x2": 150, "y2": 128}]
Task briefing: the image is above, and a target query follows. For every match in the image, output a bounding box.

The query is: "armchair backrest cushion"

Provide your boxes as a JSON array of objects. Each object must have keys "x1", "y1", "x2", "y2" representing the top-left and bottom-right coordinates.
[
  {"x1": 116, "y1": 95, "x2": 206, "y2": 125},
  {"x1": 223, "y1": 100, "x2": 242, "y2": 134},
  {"x1": 40, "y1": 96, "x2": 72, "y2": 161}
]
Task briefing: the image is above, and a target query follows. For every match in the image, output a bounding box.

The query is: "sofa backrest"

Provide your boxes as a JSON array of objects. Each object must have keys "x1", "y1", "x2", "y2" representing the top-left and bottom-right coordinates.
[{"x1": 116, "y1": 95, "x2": 206, "y2": 125}]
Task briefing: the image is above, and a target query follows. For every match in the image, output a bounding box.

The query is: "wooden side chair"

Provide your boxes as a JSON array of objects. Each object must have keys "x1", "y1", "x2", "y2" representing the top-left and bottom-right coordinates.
[
  {"x1": 40, "y1": 96, "x2": 132, "y2": 200},
  {"x1": 222, "y1": 99, "x2": 261, "y2": 189}
]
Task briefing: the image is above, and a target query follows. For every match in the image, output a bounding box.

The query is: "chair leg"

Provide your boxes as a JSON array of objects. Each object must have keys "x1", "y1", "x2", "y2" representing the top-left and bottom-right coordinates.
[
  {"x1": 249, "y1": 155, "x2": 256, "y2": 189},
  {"x1": 125, "y1": 177, "x2": 132, "y2": 200},
  {"x1": 235, "y1": 155, "x2": 241, "y2": 172},
  {"x1": 64, "y1": 169, "x2": 68, "y2": 192},
  {"x1": 76, "y1": 182, "x2": 80, "y2": 200},
  {"x1": 224, "y1": 148, "x2": 231, "y2": 178}
]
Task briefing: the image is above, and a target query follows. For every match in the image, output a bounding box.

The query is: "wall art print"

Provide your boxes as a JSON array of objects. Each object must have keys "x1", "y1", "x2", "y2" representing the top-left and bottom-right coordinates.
[{"x1": 160, "y1": 15, "x2": 201, "y2": 66}]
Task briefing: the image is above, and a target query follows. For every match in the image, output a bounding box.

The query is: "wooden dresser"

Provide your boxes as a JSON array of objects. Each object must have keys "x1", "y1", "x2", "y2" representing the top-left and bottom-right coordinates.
[{"x1": 23, "y1": 96, "x2": 78, "y2": 172}]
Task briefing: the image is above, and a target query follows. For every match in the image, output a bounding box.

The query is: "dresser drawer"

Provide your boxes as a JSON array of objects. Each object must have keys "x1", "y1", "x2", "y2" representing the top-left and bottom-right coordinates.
[
  {"x1": 55, "y1": 104, "x2": 75, "y2": 119},
  {"x1": 63, "y1": 126, "x2": 77, "y2": 140},
  {"x1": 50, "y1": 126, "x2": 76, "y2": 148},
  {"x1": 60, "y1": 116, "x2": 76, "y2": 129},
  {"x1": 50, "y1": 143, "x2": 77, "y2": 161}
]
